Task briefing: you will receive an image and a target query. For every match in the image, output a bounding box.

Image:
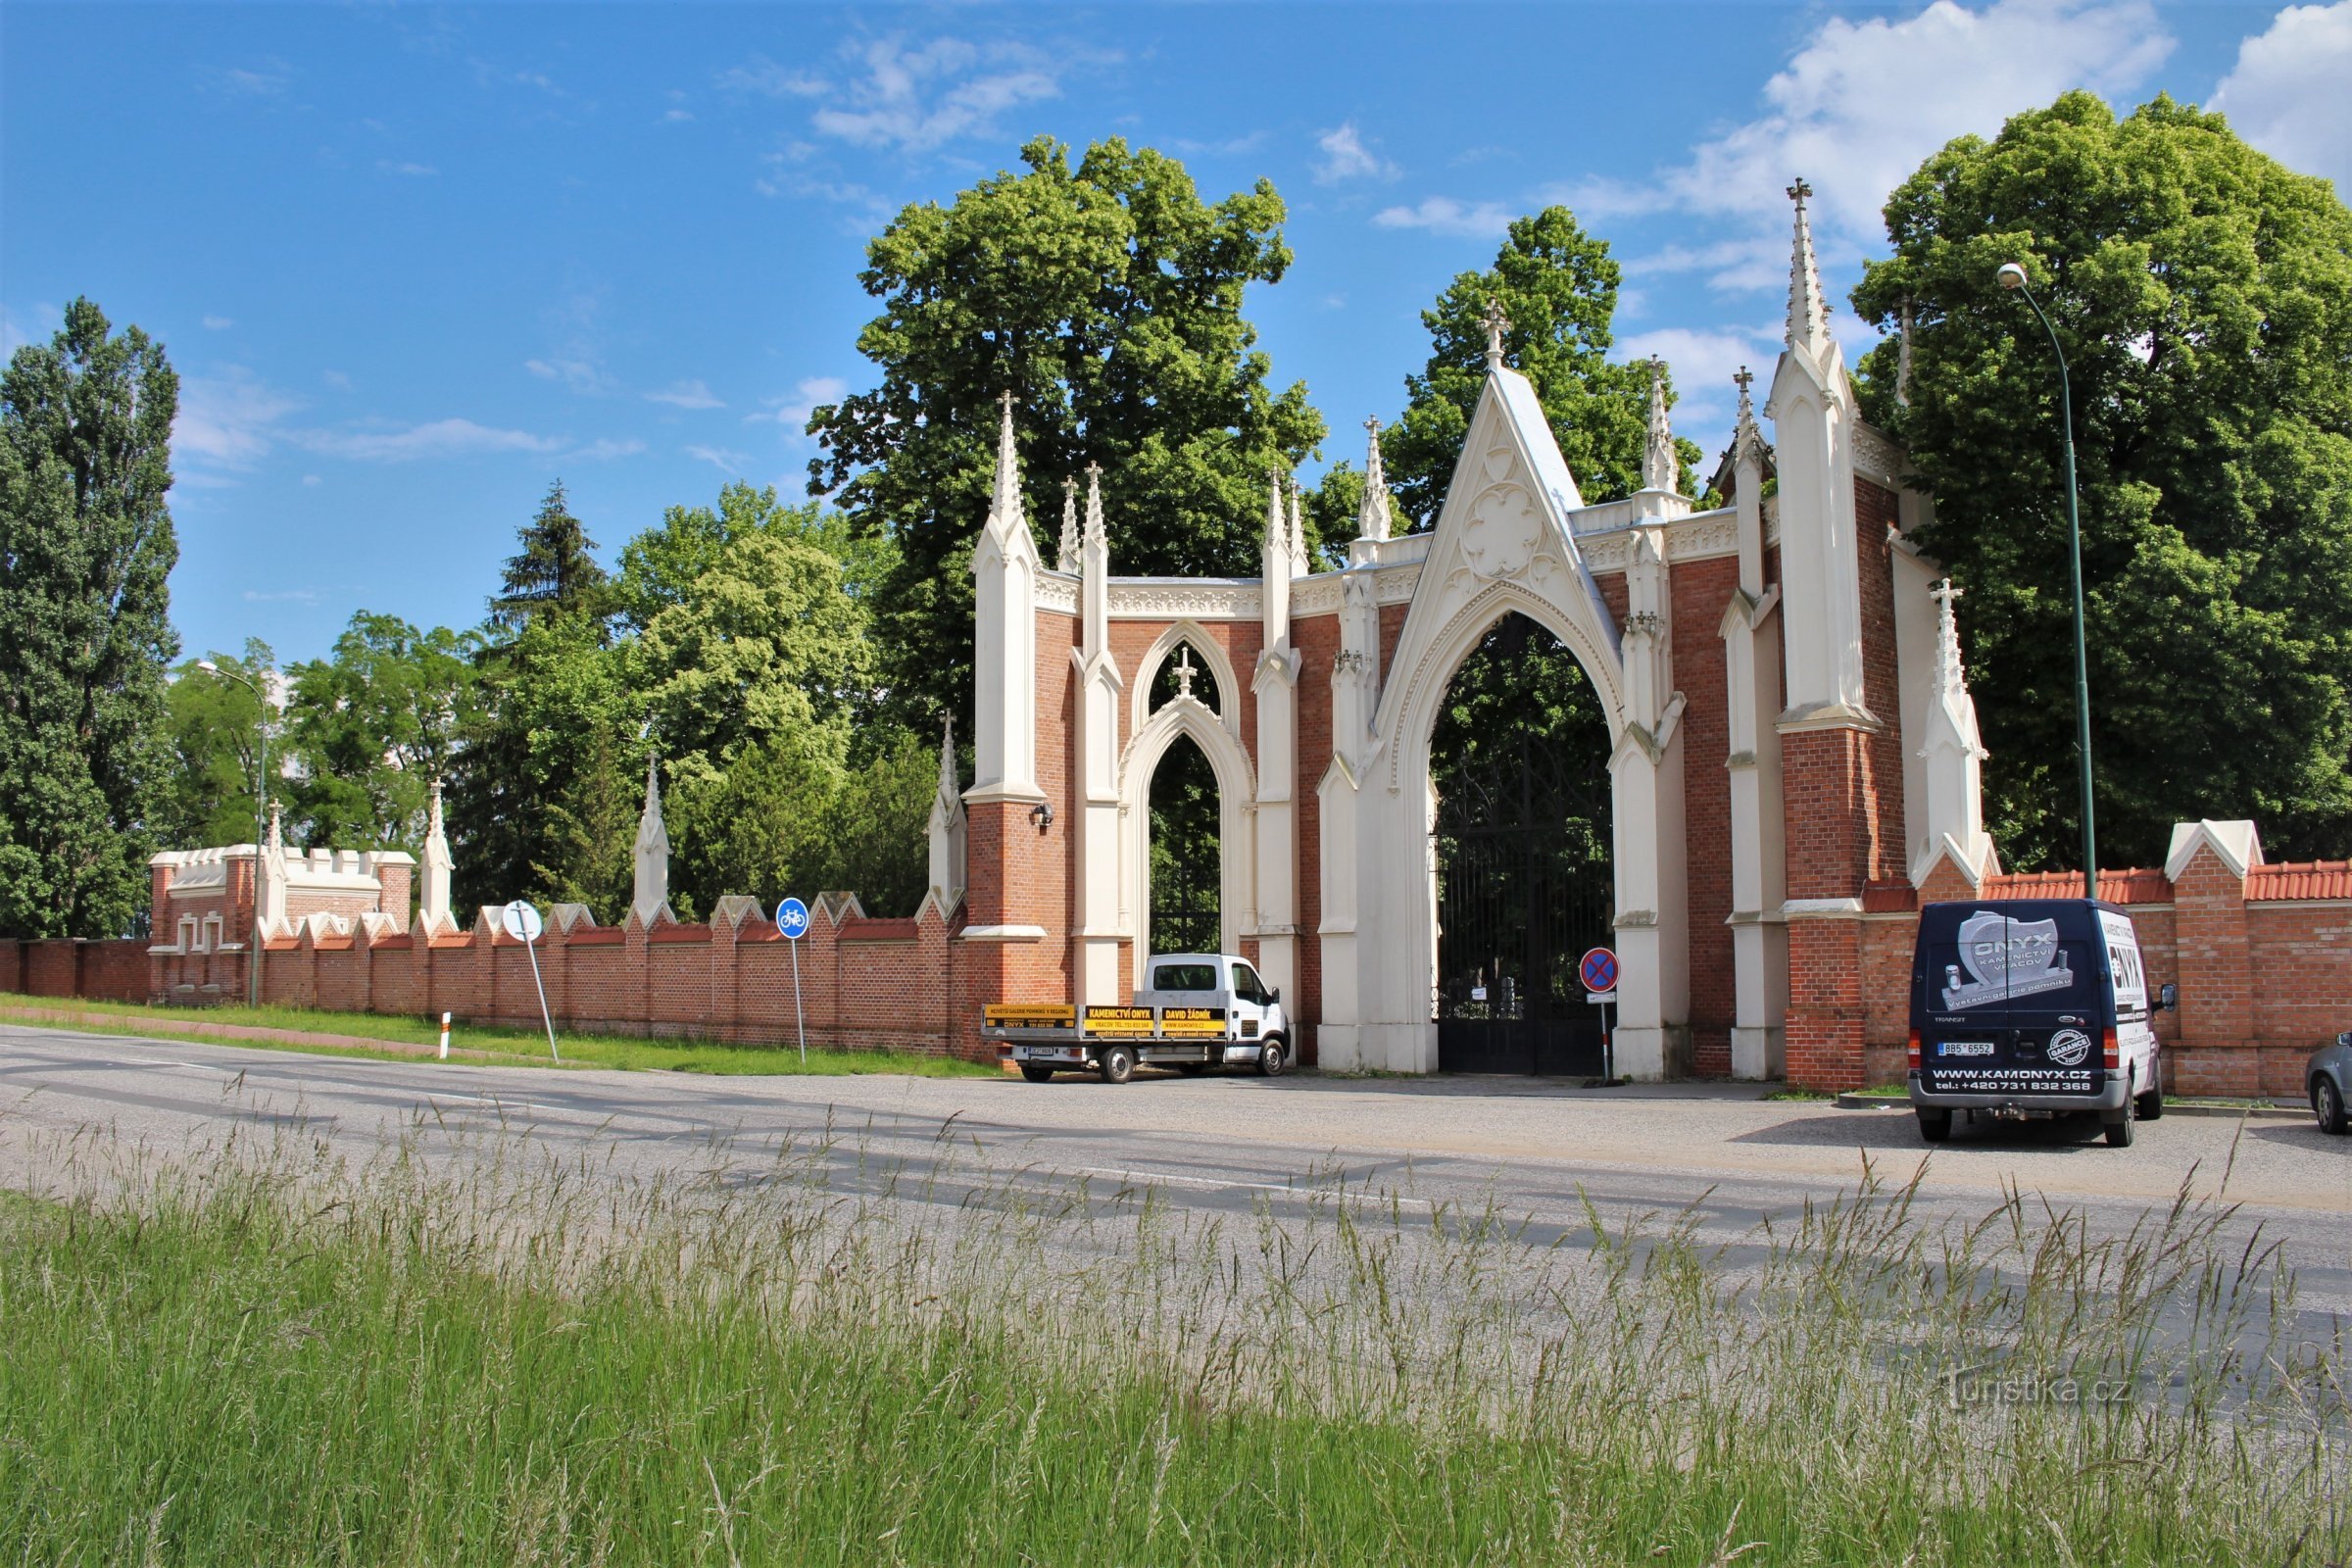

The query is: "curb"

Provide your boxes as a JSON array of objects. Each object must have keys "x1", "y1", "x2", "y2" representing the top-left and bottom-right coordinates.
[{"x1": 1832, "y1": 1090, "x2": 2303, "y2": 1120}]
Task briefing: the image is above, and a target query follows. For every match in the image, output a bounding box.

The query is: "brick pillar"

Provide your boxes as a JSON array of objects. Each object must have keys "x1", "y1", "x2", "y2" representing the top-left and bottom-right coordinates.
[
  {"x1": 1780, "y1": 725, "x2": 1875, "y2": 1089},
  {"x1": 2172, "y1": 842, "x2": 2253, "y2": 1095}
]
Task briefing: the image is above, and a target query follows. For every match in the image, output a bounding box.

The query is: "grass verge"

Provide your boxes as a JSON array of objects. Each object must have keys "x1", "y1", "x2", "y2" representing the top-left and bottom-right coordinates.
[
  {"x1": 0, "y1": 992, "x2": 999, "y2": 1078},
  {"x1": 0, "y1": 1122, "x2": 2341, "y2": 1564}
]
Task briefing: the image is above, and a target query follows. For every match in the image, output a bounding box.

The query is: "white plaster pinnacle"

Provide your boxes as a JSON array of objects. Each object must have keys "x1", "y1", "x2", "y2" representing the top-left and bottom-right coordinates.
[
  {"x1": 1733, "y1": 365, "x2": 1763, "y2": 456},
  {"x1": 1288, "y1": 473, "x2": 1310, "y2": 577},
  {"x1": 1785, "y1": 178, "x2": 1831, "y2": 361},
  {"x1": 1083, "y1": 462, "x2": 1106, "y2": 553},
  {"x1": 1481, "y1": 296, "x2": 1509, "y2": 370},
  {"x1": 1931, "y1": 578, "x2": 1969, "y2": 701},
  {"x1": 1056, "y1": 476, "x2": 1080, "y2": 573},
  {"x1": 1357, "y1": 416, "x2": 1392, "y2": 543},
  {"x1": 632, "y1": 753, "x2": 672, "y2": 927},
  {"x1": 985, "y1": 389, "x2": 1025, "y2": 542},
  {"x1": 926, "y1": 713, "x2": 966, "y2": 909},
  {"x1": 1642, "y1": 356, "x2": 1676, "y2": 493},
  {"x1": 418, "y1": 776, "x2": 454, "y2": 932}
]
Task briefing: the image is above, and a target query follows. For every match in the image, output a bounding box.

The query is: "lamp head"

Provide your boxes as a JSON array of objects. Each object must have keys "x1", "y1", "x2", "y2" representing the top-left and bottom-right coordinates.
[
  {"x1": 194, "y1": 659, "x2": 220, "y2": 675},
  {"x1": 1996, "y1": 262, "x2": 2030, "y2": 292}
]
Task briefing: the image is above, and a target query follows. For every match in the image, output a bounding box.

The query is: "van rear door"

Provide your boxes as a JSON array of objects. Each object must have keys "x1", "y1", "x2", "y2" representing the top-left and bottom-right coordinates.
[
  {"x1": 1923, "y1": 904, "x2": 2106, "y2": 1098},
  {"x1": 1919, "y1": 907, "x2": 2016, "y2": 1092}
]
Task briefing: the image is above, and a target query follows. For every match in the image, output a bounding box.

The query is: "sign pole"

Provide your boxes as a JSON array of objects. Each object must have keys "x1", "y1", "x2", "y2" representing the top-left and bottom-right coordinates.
[
  {"x1": 776, "y1": 897, "x2": 810, "y2": 1067},
  {"x1": 790, "y1": 936, "x2": 807, "y2": 1067},
  {"x1": 501, "y1": 900, "x2": 559, "y2": 1063},
  {"x1": 438, "y1": 1010, "x2": 451, "y2": 1060}
]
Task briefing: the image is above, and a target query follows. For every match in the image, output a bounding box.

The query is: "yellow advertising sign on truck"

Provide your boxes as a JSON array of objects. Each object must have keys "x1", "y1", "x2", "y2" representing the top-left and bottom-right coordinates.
[{"x1": 1083, "y1": 1005, "x2": 1157, "y2": 1038}]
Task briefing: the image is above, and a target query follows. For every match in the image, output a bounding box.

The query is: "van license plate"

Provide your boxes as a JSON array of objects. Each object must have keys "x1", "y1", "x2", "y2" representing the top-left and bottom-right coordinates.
[{"x1": 1938, "y1": 1041, "x2": 1995, "y2": 1057}]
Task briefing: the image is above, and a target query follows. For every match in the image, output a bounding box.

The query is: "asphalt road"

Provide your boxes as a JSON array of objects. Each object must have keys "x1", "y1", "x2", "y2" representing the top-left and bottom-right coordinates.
[{"x1": 3, "y1": 1020, "x2": 2346, "y2": 1325}]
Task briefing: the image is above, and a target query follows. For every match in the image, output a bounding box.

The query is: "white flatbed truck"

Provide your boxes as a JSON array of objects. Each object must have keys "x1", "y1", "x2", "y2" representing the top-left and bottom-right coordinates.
[{"x1": 984, "y1": 952, "x2": 1292, "y2": 1083}]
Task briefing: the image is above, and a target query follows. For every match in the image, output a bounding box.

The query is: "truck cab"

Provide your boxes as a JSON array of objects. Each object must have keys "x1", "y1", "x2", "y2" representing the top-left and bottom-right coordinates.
[{"x1": 984, "y1": 953, "x2": 1291, "y2": 1083}]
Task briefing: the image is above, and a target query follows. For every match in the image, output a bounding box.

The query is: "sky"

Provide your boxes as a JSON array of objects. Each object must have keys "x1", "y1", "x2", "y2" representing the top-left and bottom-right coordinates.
[{"x1": 6, "y1": 0, "x2": 2347, "y2": 667}]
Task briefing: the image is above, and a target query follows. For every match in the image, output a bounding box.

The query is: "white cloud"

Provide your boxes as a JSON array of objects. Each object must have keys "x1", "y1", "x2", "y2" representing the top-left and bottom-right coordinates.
[
  {"x1": 717, "y1": 57, "x2": 830, "y2": 98},
  {"x1": 322, "y1": 369, "x2": 352, "y2": 390},
  {"x1": 769, "y1": 36, "x2": 1071, "y2": 154},
  {"x1": 243, "y1": 587, "x2": 322, "y2": 604},
  {"x1": 1658, "y1": 0, "x2": 2174, "y2": 257},
  {"x1": 175, "y1": 368, "x2": 302, "y2": 469},
  {"x1": 1172, "y1": 131, "x2": 1269, "y2": 157},
  {"x1": 1372, "y1": 197, "x2": 1513, "y2": 238},
  {"x1": 302, "y1": 474, "x2": 321, "y2": 486},
  {"x1": 214, "y1": 60, "x2": 291, "y2": 97},
  {"x1": 1314, "y1": 122, "x2": 1397, "y2": 183},
  {"x1": 2213, "y1": 2, "x2": 2352, "y2": 188},
  {"x1": 575, "y1": 438, "x2": 647, "y2": 460},
  {"x1": 752, "y1": 375, "x2": 850, "y2": 437},
  {"x1": 201, "y1": 314, "x2": 234, "y2": 330},
  {"x1": 685, "y1": 443, "x2": 750, "y2": 474},
  {"x1": 290, "y1": 418, "x2": 564, "y2": 463},
  {"x1": 377, "y1": 160, "x2": 438, "y2": 177},
  {"x1": 644, "y1": 378, "x2": 724, "y2": 410},
  {"x1": 524, "y1": 356, "x2": 615, "y2": 395}
]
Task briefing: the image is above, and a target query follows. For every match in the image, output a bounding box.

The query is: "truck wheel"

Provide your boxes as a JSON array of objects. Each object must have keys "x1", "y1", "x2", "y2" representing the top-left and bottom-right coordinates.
[
  {"x1": 1101, "y1": 1045, "x2": 1137, "y2": 1085},
  {"x1": 1917, "y1": 1108, "x2": 1951, "y2": 1144},
  {"x1": 1019, "y1": 1064, "x2": 1055, "y2": 1084},
  {"x1": 2135, "y1": 1078, "x2": 2164, "y2": 1122},
  {"x1": 2104, "y1": 1093, "x2": 2137, "y2": 1148},
  {"x1": 2315, "y1": 1076, "x2": 2349, "y2": 1136},
  {"x1": 1257, "y1": 1039, "x2": 1287, "y2": 1077}
]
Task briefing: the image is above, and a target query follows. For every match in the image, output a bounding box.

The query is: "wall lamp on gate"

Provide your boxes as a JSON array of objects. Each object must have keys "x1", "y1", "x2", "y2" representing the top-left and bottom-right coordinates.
[{"x1": 1029, "y1": 801, "x2": 1054, "y2": 833}]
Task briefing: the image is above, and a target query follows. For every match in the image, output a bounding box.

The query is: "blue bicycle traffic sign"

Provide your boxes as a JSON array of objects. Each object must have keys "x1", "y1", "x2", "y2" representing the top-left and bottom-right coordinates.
[
  {"x1": 776, "y1": 897, "x2": 810, "y2": 940},
  {"x1": 1579, "y1": 947, "x2": 1619, "y2": 994}
]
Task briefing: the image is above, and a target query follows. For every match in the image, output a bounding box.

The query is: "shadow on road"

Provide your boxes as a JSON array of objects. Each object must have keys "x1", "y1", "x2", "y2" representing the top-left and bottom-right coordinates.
[{"x1": 1731, "y1": 1108, "x2": 2116, "y2": 1155}]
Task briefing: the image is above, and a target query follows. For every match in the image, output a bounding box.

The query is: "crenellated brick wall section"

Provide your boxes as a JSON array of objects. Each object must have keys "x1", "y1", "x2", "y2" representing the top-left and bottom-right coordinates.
[
  {"x1": 1835, "y1": 848, "x2": 2350, "y2": 1097},
  {"x1": 124, "y1": 898, "x2": 986, "y2": 1058}
]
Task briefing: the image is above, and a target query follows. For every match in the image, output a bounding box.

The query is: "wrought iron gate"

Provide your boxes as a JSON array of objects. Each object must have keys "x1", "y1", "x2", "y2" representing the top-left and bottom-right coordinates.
[
  {"x1": 1149, "y1": 736, "x2": 1221, "y2": 956},
  {"x1": 1432, "y1": 729, "x2": 1613, "y2": 1075}
]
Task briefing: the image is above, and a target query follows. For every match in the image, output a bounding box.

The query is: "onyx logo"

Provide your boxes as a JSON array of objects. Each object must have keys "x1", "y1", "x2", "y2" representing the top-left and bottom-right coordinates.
[{"x1": 2046, "y1": 1028, "x2": 2093, "y2": 1067}]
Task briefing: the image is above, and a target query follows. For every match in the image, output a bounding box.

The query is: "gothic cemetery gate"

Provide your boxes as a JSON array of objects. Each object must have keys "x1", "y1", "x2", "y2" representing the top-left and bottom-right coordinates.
[{"x1": 1430, "y1": 615, "x2": 1615, "y2": 1075}]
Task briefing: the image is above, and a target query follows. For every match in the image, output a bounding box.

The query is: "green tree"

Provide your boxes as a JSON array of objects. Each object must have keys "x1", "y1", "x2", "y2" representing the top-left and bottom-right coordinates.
[
  {"x1": 160, "y1": 642, "x2": 275, "y2": 850},
  {"x1": 0, "y1": 299, "x2": 180, "y2": 937},
  {"x1": 450, "y1": 484, "x2": 625, "y2": 911},
  {"x1": 282, "y1": 613, "x2": 477, "y2": 852},
  {"x1": 1851, "y1": 92, "x2": 2352, "y2": 866},
  {"x1": 1341, "y1": 208, "x2": 1697, "y2": 535},
  {"x1": 492, "y1": 479, "x2": 610, "y2": 633},
  {"x1": 808, "y1": 136, "x2": 1327, "y2": 726}
]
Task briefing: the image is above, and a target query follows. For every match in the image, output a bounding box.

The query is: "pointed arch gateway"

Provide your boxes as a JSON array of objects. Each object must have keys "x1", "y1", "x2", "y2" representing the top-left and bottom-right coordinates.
[
  {"x1": 1121, "y1": 694, "x2": 1256, "y2": 976},
  {"x1": 1318, "y1": 365, "x2": 1692, "y2": 1079}
]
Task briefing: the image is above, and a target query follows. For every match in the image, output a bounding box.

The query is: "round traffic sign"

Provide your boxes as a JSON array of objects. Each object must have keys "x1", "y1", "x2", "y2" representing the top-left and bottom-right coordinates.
[
  {"x1": 1579, "y1": 947, "x2": 1618, "y2": 994},
  {"x1": 775, "y1": 897, "x2": 810, "y2": 940},
  {"x1": 500, "y1": 900, "x2": 544, "y2": 943}
]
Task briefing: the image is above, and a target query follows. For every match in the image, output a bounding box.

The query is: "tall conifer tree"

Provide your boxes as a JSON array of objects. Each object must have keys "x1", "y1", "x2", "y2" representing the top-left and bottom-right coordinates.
[{"x1": 0, "y1": 299, "x2": 180, "y2": 937}]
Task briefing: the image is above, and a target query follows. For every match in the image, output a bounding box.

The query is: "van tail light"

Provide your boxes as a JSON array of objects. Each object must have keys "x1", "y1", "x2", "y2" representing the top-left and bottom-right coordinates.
[
  {"x1": 2100, "y1": 1027, "x2": 2120, "y2": 1071},
  {"x1": 1907, "y1": 1028, "x2": 1922, "y2": 1072}
]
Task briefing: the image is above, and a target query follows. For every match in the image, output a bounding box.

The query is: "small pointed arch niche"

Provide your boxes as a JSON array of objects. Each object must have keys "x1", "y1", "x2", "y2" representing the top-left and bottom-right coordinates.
[{"x1": 1130, "y1": 620, "x2": 1243, "y2": 742}]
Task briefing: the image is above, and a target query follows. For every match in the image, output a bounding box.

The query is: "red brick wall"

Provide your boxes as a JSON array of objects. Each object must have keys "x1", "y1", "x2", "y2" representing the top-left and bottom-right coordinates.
[
  {"x1": 1, "y1": 939, "x2": 149, "y2": 1003},
  {"x1": 1855, "y1": 479, "x2": 1907, "y2": 883},
  {"x1": 1673, "y1": 554, "x2": 1738, "y2": 1074}
]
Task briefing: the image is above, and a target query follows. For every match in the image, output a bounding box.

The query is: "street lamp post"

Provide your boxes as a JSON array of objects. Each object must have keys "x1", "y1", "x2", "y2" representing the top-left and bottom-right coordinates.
[
  {"x1": 1997, "y1": 261, "x2": 2098, "y2": 902},
  {"x1": 195, "y1": 659, "x2": 270, "y2": 1005}
]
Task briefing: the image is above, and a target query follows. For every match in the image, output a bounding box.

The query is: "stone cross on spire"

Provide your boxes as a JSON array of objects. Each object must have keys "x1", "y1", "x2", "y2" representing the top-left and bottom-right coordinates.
[
  {"x1": 1785, "y1": 177, "x2": 1831, "y2": 358},
  {"x1": 1056, "y1": 476, "x2": 1080, "y2": 572},
  {"x1": 1356, "y1": 416, "x2": 1392, "y2": 542},
  {"x1": 1481, "y1": 295, "x2": 1510, "y2": 369},
  {"x1": 1642, "y1": 356, "x2": 1677, "y2": 492}
]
